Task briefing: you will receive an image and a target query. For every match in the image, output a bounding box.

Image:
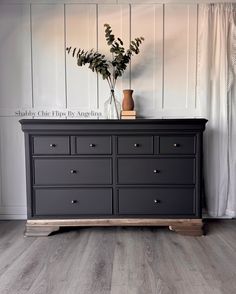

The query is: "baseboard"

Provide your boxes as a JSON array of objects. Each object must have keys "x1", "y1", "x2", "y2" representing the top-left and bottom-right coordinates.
[
  {"x1": 0, "y1": 206, "x2": 27, "y2": 220},
  {"x1": 0, "y1": 214, "x2": 26, "y2": 220}
]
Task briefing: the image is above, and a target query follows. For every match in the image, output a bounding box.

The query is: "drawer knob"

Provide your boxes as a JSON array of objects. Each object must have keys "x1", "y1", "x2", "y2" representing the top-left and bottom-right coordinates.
[
  {"x1": 153, "y1": 169, "x2": 160, "y2": 174},
  {"x1": 49, "y1": 143, "x2": 56, "y2": 148},
  {"x1": 89, "y1": 143, "x2": 96, "y2": 148},
  {"x1": 70, "y1": 169, "x2": 77, "y2": 174},
  {"x1": 134, "y1": 143, "x2": 139, "y2": 147},
  {"x1": 71, "y1": 200, "x2": 78, "y2": 204},
  {"x1": 173, "y1": 143, "x2": 179, "y2": 147},
  {"x1": 154, "y1": 199, "x2": 160, "y2": 204}
]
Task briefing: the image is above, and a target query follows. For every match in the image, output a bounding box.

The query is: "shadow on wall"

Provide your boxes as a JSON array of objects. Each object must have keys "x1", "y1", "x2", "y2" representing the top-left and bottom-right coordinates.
[
  {"x1": 131, "y1": 42, "x2": 154, "y2": 79},
  {"x1": 130, "y1": 41, "x2": 160, "y2": 117}
]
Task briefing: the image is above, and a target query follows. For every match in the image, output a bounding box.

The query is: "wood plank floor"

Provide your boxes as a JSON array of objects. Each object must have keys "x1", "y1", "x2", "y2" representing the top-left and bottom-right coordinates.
[{"x1": 0, "y1": 220, "x2": 236, "y2": 294}]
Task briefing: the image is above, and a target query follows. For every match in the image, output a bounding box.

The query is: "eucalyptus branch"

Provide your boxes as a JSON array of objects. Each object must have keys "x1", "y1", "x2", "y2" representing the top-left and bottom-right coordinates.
[
  {"x1": 66, "y1": 47, "x2": 111, "y2": 80},
  {"x1": 66, "y1": 23, "x2": 144, "y2": 91}
]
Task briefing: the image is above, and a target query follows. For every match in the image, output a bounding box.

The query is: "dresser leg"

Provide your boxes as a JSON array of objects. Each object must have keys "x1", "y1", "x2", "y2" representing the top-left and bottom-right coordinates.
[
  {"x1": 24, "y1": 223, "x2": 60, "y2": 237},
  {"x1": 169, "y1": 221, "x2": 203, "y2": 236}
]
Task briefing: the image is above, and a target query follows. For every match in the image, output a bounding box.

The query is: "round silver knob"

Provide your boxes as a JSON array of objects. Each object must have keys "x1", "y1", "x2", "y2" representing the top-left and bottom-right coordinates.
[
  {"x1": 89, "y1": 143, "x2": 95, "y2": 148},
  {"x1": 154, "y1": 199, "x2": 160, "y2": 204},
  {"x1": 153, "y1": 169, "x2": 160, "y2": 174},
  {"x1": 71, "y1": 200, "x2": 78, "y2": 204},
  {"x1": 70, "y1": 169, "x2": 77, "y2": 174},
  {"x1": 49, "y1": 143, "x2": 56, "y2": 148},
  {"x1": 173, "y1": 143, "x2": 179, "y2": 147},
  {"x1": 134, "y1": 143, "x2": 139, "y2": 147}
]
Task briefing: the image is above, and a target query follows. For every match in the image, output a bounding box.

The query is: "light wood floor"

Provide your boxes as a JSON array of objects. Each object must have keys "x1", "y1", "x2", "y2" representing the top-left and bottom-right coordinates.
[{"x1": 0, "y1": 220, "x2": 236, "y2": 294}]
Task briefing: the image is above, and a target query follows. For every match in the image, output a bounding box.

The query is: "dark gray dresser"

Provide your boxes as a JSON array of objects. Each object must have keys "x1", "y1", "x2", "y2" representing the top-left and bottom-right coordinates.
[{"x1": 20, "y1": 119, "x2": 207, "y2": 236}]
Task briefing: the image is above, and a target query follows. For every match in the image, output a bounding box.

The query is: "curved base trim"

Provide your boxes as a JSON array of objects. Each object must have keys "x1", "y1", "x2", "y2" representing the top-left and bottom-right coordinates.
[{"x1": 25, "y1": 218, "x2": 203, "y2": 237}]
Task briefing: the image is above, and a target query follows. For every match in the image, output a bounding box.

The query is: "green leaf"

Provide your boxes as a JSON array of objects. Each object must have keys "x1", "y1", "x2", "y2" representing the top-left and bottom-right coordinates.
[
  {"x1": 117, "y1": 38, "x2": 123, "y2": 45},
  {"x1": 66, "y1": 46, "x2": 71, "y2": 54},
  {"x1": 72, "y1": 48, "x2": 77, "y2": 57}
]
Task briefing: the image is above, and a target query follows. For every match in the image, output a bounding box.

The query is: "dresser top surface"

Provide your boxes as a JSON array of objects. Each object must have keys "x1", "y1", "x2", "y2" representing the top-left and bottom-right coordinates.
[
  {"x1": 20, "y1": 118, "x2": 207, "y2": 133},
  {"x1": 20, "y1": 118, "x2": 207, "y2": 125}
]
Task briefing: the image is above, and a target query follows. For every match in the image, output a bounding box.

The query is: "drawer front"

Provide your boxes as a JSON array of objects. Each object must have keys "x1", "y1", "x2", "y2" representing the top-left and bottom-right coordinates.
[
  {"x1": 34, "y1": 188, "x2": 112, "y2": 215},
  {"x1": 117, "y1": 158, "x2": 195, "y2": 184},
  {"x1": 34, "y1": 158, "x2": 112, "y2": 185},
  {"x1": 118, "y1": 188, "x2": 195, "y2": 215},
  {"x1": 33, "y1": 136, "x2": 70, "y2": 155},
  {"x1": 159, "y1": 135, "x2": 195, "y2": 154},
  {"x1": 76, "y1": 136, "x2": 111, "y2": 155},
  {"x1": 117, "y1": 136, "x2": 153, "y2": 154}
]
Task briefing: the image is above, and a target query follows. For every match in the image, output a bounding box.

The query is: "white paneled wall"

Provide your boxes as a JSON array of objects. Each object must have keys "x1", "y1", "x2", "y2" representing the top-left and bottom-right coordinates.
[
  {"x1": 0, "y1": 2, "x2": 200, "y2": 219},
  {"x1": 0, "y1": 117, "x2": 27, "y2": 219},
  {"x1": 131, "y1": 4, "x2": 163, "y2": 117},
  {"x1": 66, "y1": 4, "x2": 97, "y2": 109},
  {"x1": 164, "y1": 4, "x2": 197, "y2": 111},
  {"x1": 0, "y1": 4, "x2": 32, "y2": 110},
  {"x1": 32, "y1": 4, "x2": 66, "y2": 108}
]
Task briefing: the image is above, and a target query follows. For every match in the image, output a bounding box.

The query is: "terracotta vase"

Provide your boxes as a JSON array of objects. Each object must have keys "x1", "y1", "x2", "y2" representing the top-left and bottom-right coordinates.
[{"x1": 122, "y1": 89, "x2": 134, "y2": 111}]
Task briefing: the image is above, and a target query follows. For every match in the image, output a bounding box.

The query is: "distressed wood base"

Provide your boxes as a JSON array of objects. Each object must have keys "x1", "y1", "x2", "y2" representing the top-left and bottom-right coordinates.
[
  {"x1": 169, "y1": 223, "x2": 204, "y2": 236},
  {"x1": 25, "y1": 219, "x2": 203, "y2": 237},
  {"x1": 25, "y1": 224, "x2": 60, "y2": 237}
]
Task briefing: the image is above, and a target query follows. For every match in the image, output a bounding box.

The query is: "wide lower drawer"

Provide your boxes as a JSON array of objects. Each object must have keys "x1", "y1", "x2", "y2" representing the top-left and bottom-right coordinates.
[
  {"x1": 34, "y1": 188, "x2": 112, "y2": 216},
  {"x1": 117, "y1": 158, "x2": 195, "y2": 184},
  {"x1": 34, "y1": 158, "x2": 112, "y2": 185},
  {"x1": 118, "y1": 188, "x2": 195, "y2": 215}
]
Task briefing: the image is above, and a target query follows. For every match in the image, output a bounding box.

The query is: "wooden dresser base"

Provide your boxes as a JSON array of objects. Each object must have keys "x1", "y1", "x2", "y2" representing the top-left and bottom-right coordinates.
[{"x1": 25, "y1": 219, "x2": 203, "y2": 237}]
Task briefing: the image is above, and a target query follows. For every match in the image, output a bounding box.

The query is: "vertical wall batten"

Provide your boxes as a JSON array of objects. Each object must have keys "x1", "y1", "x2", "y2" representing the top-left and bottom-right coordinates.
[
  {"x1": 30, "y1": 4, "x2": 34, "y2": 109},
  {"x1": 64, "y1": 4, "x2": 68, "y2": 109},
  {"x1": 155, "y1": 4, "x2": 164, "y2": 114},
  {"x1": 96, "y1": 4, "x2": 99, "y2": 109},
  {"x1": 162, "y1": 4, "x2": 165, "y2": 110},
  {"x1": 128, "y1": 3, "x2": 131, "y2": 90},
  {"x1": 195, "y1": 4, "x2": 199, "y2": 110},
  {"x1": 186, "y1": 6, "x2": 190, "y2": 109},
  {"x1": 187, "y1": 4, "x2": 197, "y2": 111}
]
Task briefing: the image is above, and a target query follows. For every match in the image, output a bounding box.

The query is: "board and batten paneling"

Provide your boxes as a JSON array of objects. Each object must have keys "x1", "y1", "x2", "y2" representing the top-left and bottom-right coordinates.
[
  {"x1": 0, "y1": 4, "x2": 32, "y2": 110},
  {"x1": 31, "y1": 4, "x2": 66, "y2": 108},
  {"x1": 0, "y1": 117, "x2": 27, "y2": 219},
  {"x1": 65, "y1": 4, "x2": 97, "y2": 109},
  {"x1": 131, "y1": 4, "x2": 163, "y2": 117},
  {"x1": 164, "y1": 4, "x2": 197, "y2": 112},
  {"x1": 0, "y1": 3, "x2": 199, "y2": 219}
]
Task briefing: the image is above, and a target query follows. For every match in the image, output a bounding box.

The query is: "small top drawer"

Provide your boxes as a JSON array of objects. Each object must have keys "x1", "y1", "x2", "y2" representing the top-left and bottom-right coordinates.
[
  {"x1": 33, "y1": 136, "x2": 70, "y2": 155},
  {"x1": 75, "y1": 136, "x2": 111, "y2": 154},
  {"x1": 117, "y1": 136, "x2": 153, "y2": 154},
  {"x1": 159, "y1": 135, "x2": 195, "y2": 154}
]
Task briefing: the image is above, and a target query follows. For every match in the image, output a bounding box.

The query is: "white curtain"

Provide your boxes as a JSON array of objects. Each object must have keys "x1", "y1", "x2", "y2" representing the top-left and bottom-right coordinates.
[{"x1": 198, "y1": 4, "x2": 236, "y2": 217}]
